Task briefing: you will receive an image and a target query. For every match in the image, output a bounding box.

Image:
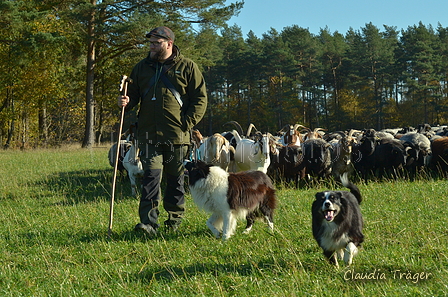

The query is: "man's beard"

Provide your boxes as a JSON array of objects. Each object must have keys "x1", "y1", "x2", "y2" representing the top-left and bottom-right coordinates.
[{"x1": 150, "y1": 47, "x2": 167, "y2": 62}]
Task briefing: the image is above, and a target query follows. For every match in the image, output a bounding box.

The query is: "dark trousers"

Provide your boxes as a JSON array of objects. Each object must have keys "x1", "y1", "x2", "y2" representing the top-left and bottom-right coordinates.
[{"x1": 138, "y1": 143, "x2": 188, "y2": 229}]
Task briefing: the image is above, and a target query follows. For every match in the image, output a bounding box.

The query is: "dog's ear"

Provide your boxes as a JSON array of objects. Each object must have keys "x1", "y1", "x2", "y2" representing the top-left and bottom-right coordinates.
[
  {"x1": 196, "y1": 159, "x2": 208, "y2": 168},
  {"x1": 315, "y1": 192, "x2": 325, "y2": 200},
  {"x1": 336, "y1": 191, "x2": 344, "y2": 197},
  {"x1": 198, "y1": 167, "x2": 207, "y2": 178},
  {"x1": 335, "y1": 191, "x2": 347, "y2": 204},
  {"x1": 189, "y1": 165, "x2": 207, "y2": 180},
  {"x1": 197, "y1": 159, "x2": 214, "y2": 171},
  {"x1": 184, "y1": 160, "x2": 194, "y2": 172}
]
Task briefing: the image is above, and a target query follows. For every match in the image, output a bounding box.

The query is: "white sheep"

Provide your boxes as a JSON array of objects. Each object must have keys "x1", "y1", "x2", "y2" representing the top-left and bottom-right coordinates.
[
  {"x1": 232, "y1": 129, "x2": 271, "y2": 173},
  {"x1": 122, "y1": 135, "x2": 144, "y2": 196}
]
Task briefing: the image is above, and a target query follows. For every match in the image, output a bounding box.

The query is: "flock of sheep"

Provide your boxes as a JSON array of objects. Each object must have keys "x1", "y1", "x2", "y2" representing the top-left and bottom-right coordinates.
[
  {"x1": 109, "y1": 121, "x2": 448, "y2": 194},
  {"x1": 190, "y1": 121, "x2": 448, "y2": 187}
]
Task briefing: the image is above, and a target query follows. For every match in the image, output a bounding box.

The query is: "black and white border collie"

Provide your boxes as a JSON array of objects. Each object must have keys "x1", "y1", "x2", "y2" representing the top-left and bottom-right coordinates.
[
  {"x1": 311, "y1": 173, "x2": 364, "y2": 267},
  {"x1": 185, "y1": 160, "x2": 277, "y2": 241}
]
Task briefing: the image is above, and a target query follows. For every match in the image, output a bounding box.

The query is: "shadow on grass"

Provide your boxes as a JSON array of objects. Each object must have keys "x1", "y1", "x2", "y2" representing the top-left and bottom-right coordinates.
[
  {"x1": 103, "y1": 225, "x2": 213, "y2": 244},
  {"x1": 33, "y1": 168, "x2": 137, "y2": 204},
  {"x1": 134, "y1": 255, "x2": 333, "y2": 285},
  {"x1": 34, "y1": 168, "x2": 179, "y2": 205},
  {"x1": 135, "y1": 258, "x2": 436, "y2": 287},
  {"x1": 137, "y1": 259, "x2": 285, "y2": 280}
]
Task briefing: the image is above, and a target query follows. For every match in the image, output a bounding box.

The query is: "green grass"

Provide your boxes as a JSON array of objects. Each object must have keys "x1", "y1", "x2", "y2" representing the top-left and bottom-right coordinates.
[{"x1": 1, "y1": 147, "x2": 447, "y2": 296}]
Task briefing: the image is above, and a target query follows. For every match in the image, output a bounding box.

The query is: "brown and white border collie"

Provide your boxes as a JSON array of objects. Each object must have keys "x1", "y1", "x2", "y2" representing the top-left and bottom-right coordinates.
[
  {"x1": 312, "y1": 173, "x2": 364, "y2": 267},
  {"x1": 185, "y1": 160, "x2": 277, "y2": 241}
]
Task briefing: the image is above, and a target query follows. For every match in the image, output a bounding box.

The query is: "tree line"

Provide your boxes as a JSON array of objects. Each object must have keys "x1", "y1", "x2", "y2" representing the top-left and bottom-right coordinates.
[{"x1": 1, "y1": 0, "x2": 447, "y2": 149}]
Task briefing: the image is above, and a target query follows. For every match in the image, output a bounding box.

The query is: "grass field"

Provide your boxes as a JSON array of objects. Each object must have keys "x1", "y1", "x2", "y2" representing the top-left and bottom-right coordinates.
[{"x1": 0, "y1": 147, "x2": 447, "y2": 296}]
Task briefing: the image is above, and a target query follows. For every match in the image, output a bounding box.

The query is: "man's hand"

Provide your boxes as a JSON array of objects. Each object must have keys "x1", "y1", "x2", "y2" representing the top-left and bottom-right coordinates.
[{"x1": 118, "y1": 95, "x2": 129, "y2": 107}]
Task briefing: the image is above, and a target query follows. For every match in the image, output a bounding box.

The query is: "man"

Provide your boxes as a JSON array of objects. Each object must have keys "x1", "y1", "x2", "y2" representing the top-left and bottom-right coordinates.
[{"x1": 118, "y1": 26, "x2": 207, "y2": 235}]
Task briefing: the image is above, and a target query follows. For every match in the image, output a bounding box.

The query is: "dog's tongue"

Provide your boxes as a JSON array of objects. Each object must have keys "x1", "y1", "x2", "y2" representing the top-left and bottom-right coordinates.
[{"x1": 324, "y1": 210, "x2": 334, "y2": 221}]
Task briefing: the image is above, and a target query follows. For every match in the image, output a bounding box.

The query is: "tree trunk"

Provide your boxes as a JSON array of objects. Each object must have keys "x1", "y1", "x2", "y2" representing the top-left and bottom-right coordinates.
[
  {"x1": 96, "y1": 101, "x2": 104, "y2": 145},
  {"x1": 38, "y1": 99, "x2": 48, "y2": 146},
  {"x1": 247, "y1": 84, "x2": 252, "y2": 125},
  {"x1": 4, "y1": 119, "x2": 14, "y2": 149},
  {"x1": 332, "y1": 67, "x2": 339, "y2": 130},
  {"x1": 21, "y1": 111, "x2": 29, "y2": 149},
  {"x1": 4, "y1": 98, "x2": 15, "y2": 149},
  {"x1": 82, "y1": 0, "x2": 97, "y2": 148}
]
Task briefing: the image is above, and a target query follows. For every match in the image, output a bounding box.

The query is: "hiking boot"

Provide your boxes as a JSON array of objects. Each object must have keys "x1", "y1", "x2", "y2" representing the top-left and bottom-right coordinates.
[
  {"x1": 134, "y1": 223, "x2": 157, "y2": 236},
  {"x1": 164, "y1": 220, "x2": 181, "y2": 232}
]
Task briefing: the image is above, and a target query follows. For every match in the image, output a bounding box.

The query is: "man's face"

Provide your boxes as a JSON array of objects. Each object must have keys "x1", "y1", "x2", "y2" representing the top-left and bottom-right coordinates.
[{"x1": 149, "y1": 37, "x2": 171, "y2": 61}]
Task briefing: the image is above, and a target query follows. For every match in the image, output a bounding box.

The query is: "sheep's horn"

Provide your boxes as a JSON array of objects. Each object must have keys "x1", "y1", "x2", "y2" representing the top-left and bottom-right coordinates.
[
  {"x1": 348, "y1": 129, "x2": 361, "y2": 138},
  {"x1": 223, "y1": 121, "x2": 244, "y2": 136},
  {"x1": 246, "y1": 123, "x2": 258, "y2": 137},
  {"x1": 277, "y1": 124, "x2": 292, "y2": 134},
  {"x1": 293, "y1": 124, "x2": 307, "y2": 131}
]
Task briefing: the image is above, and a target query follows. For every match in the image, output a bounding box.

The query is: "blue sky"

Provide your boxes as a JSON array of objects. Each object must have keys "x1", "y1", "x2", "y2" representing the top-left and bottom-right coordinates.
[{"x1": 225, "y1": 0, "x2": 447, "y2": 37}]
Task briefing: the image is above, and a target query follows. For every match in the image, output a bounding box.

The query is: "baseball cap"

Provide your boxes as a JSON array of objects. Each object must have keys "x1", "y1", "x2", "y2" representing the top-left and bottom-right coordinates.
[{"x1": 146, "y1": 26, "x2": 175, "y2": 41}]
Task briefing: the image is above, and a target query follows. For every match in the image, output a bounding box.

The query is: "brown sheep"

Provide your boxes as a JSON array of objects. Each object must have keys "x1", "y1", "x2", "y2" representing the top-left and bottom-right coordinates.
[{"x1": 430, "y1": 136, "x2": 448, "y2": 174}]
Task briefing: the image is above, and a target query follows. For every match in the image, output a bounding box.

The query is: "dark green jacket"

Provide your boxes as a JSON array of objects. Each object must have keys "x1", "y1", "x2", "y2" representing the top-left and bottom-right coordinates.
[{"x1": 125, "y1": 46, "x2": 207, "y2": 145}]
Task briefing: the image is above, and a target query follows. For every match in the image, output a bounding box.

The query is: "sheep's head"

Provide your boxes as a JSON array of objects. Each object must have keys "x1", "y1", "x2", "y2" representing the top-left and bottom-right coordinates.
[
  {"x1": 191, "y1": 129, "x2": 203, "y2": 147},
  {"x1": 253, "y1": 131, "x2": 270, "y2": 158}
]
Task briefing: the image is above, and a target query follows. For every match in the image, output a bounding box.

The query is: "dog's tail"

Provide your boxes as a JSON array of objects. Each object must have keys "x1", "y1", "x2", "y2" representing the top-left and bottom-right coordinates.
[{"x1": 340, "y1": 172, "x2": 362, "y2": 204}]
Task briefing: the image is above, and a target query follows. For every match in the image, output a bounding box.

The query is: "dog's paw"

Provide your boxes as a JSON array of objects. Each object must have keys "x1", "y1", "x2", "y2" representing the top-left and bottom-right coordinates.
[
  {"x1": 209, "y1": 230, "x2": 221, "y2": 239},
  {"x1": 344, "y1": 242, "x2": 358, "y2": 266},
  {"x1": 242, "y1": 226, "x2": 253, "y2": 234}
]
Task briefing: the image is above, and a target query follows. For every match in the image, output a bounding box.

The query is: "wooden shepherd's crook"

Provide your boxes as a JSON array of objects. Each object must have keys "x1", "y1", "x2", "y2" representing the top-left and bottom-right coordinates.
[{"x1": 108, "y1": 75, "x2": 132, "y2": 239}]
